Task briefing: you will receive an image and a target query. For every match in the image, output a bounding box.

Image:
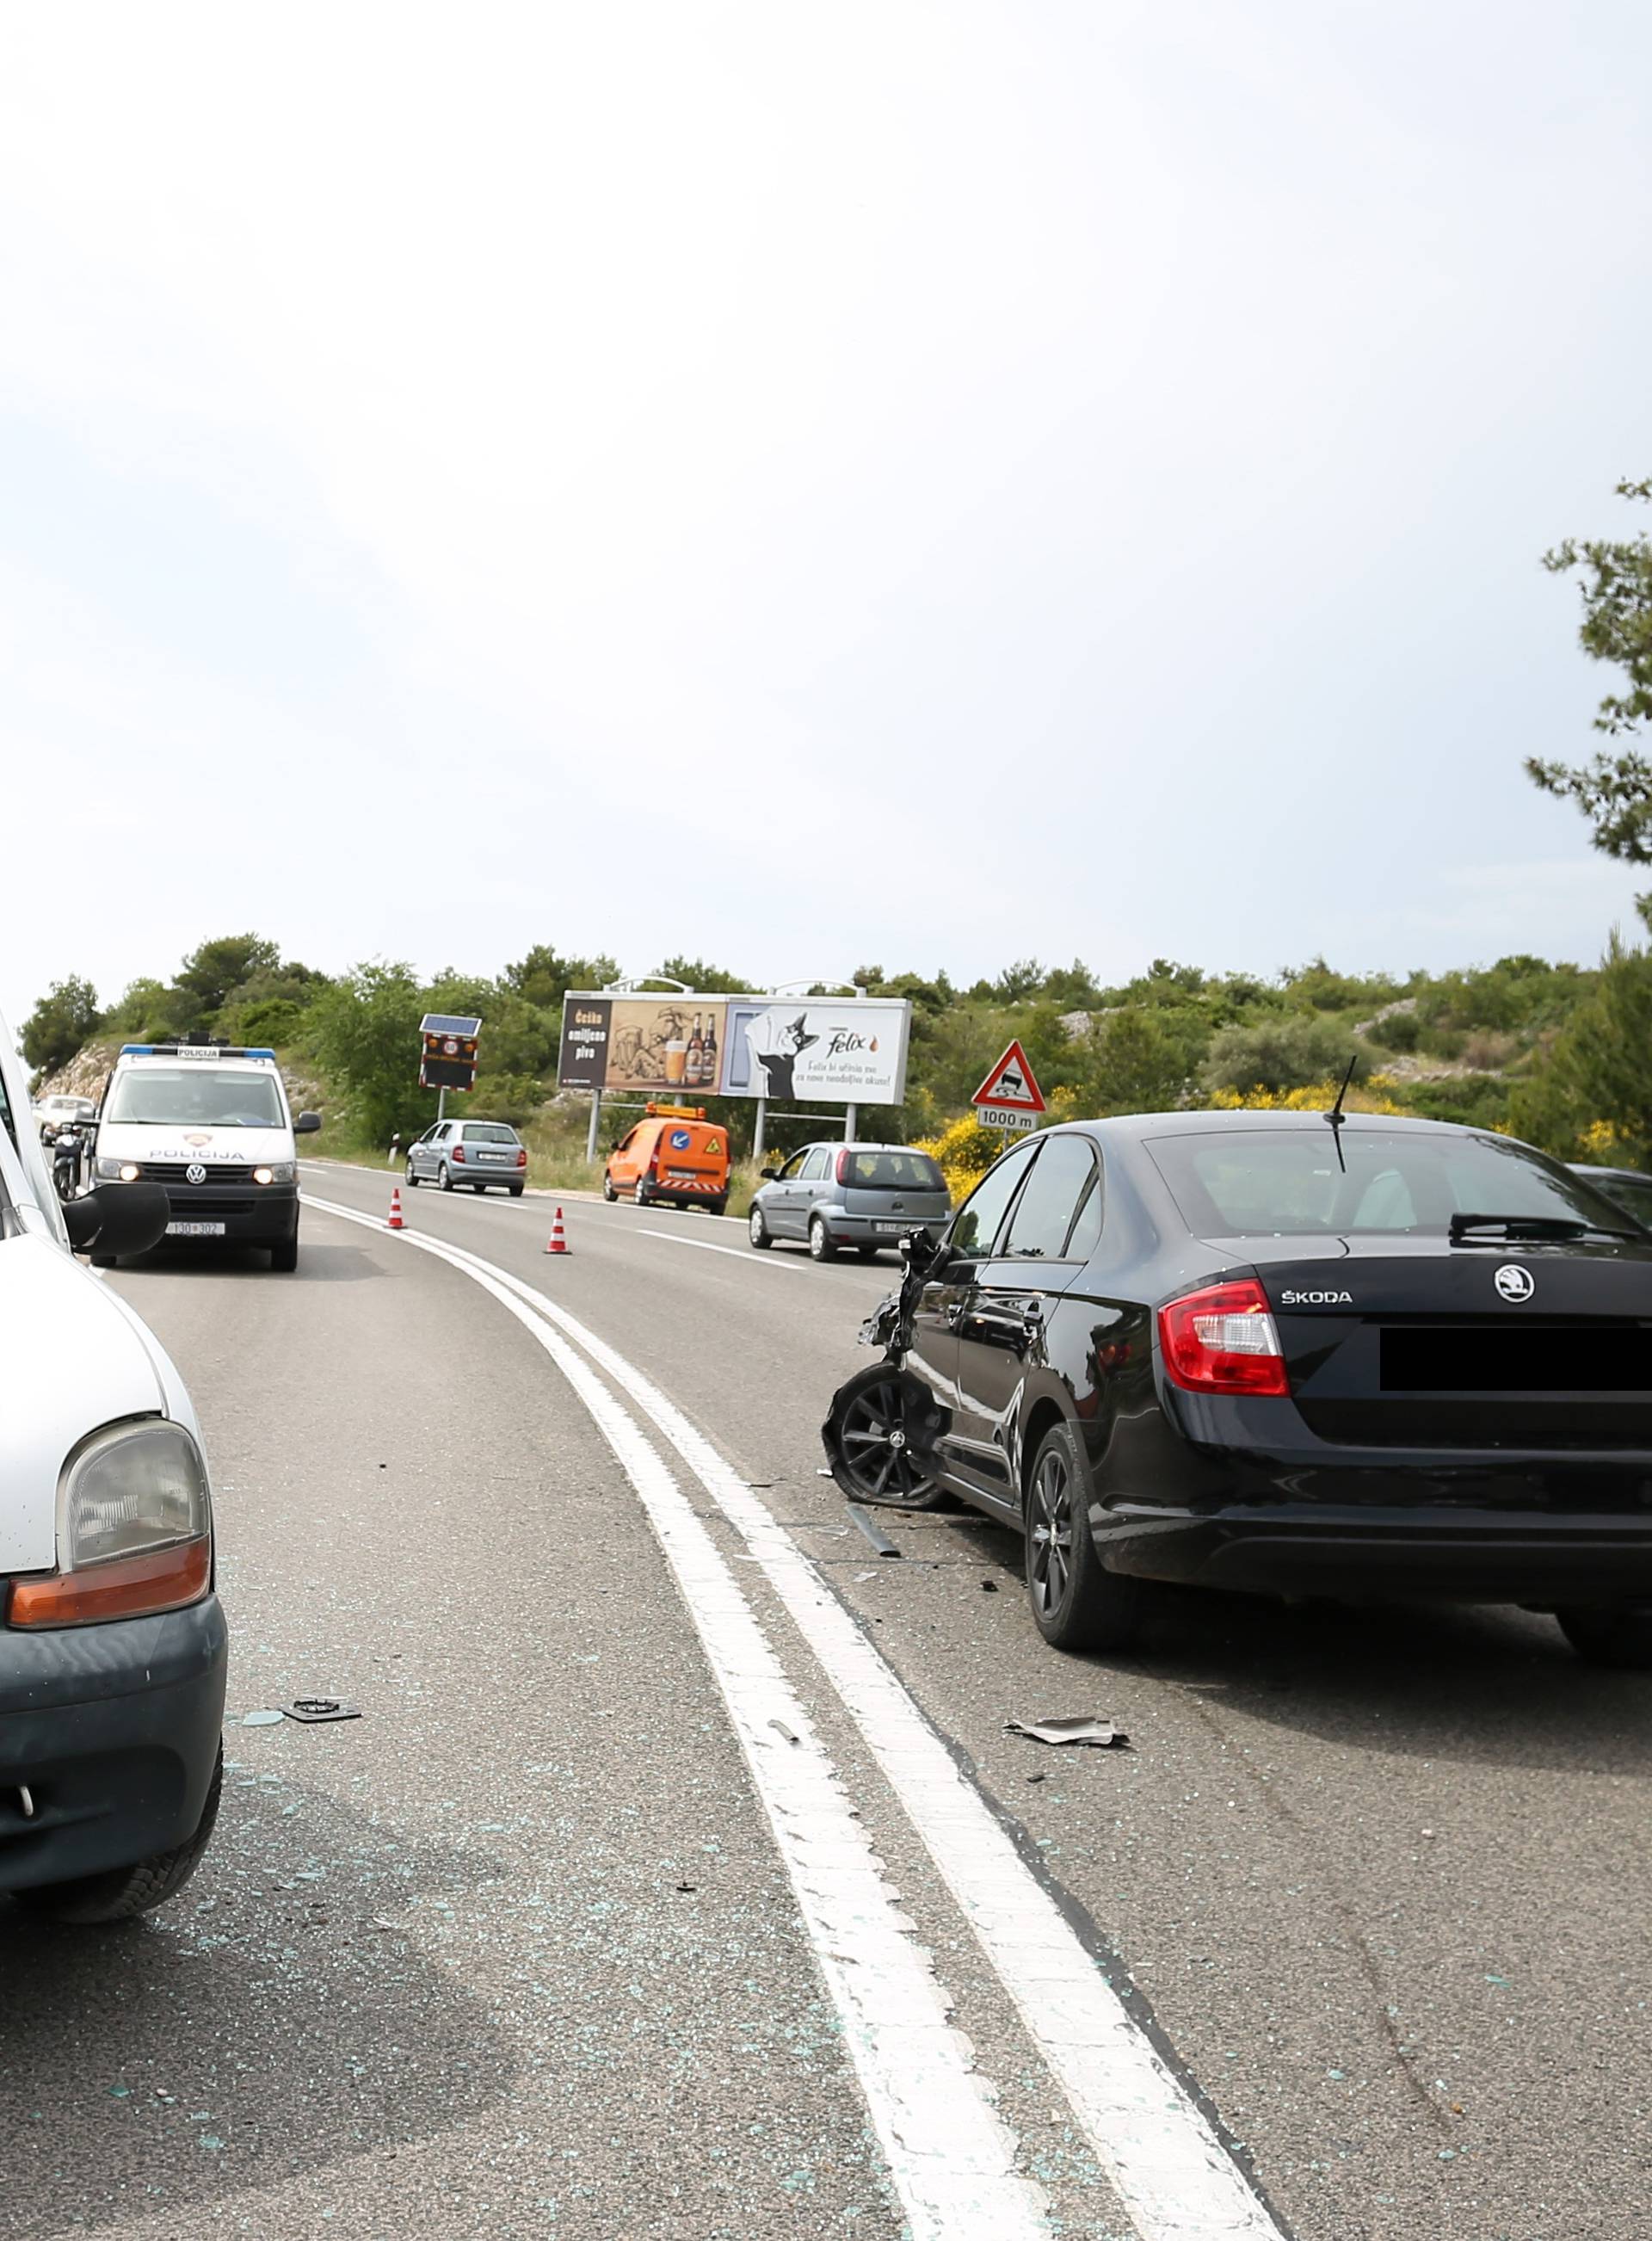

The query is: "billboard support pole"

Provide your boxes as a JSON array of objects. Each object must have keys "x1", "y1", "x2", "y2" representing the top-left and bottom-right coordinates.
[
  {"x1": 437, "y1": 1086, "x2": 446, "y2": 1124},
  {"x1": 586, "y1": 1089, "x2": 602, "y2": 1164},
  {"x1": 752, "y1": 1096, "x2": 767, "y2": 1166},
  {"x1": 843, "y1": 1102, "x2": 857, "y2": 1144}
]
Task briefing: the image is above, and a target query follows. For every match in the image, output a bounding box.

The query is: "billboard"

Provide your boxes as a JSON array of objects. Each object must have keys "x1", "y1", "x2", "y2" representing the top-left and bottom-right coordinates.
[
  {"x1": 720, "y1": 997, "x2": 909, "y2": 1104},
  {"x1": 558, "y1": 993, "x2": 911, "y2": 1104},
  {"x1": 557, "y1": 996, "x2": 727, "y2": 1094}
]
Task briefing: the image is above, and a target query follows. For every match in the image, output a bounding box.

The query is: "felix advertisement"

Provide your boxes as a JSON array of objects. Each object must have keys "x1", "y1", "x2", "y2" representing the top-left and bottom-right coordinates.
[{"x1": 558, "y1": 995, "x2": 910, "y2": 1104}]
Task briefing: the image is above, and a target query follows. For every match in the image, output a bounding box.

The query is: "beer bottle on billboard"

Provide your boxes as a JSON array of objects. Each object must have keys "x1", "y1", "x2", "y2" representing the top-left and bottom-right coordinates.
[
  {"x1": 685, "y1": 1014, "x2": 704, "y2": 1089},
  {"x1": 701, "y1": 1014, "x2": 718, "y2": 1089}
]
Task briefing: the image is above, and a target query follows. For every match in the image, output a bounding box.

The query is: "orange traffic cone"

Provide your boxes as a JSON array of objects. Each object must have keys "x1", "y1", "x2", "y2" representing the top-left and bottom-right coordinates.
[
  {"x1": 387, "y1": 1186, "x2": 405, "y2": 1232},
  {"x1": 545, "y1": 1206, "x2": 569, "y2": 1255}
]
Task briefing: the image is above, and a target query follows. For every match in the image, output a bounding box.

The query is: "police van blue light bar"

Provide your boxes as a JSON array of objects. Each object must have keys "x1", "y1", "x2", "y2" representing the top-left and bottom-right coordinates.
[{"x1": 120, "y1": 1043, "x2": 277, "y2": 1059}]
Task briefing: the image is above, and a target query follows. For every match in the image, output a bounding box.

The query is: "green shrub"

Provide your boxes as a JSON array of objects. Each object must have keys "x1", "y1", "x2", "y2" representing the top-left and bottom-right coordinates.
[{"x1": 1200, "y1": 1013, "x2": 1367, "y2": 1098}]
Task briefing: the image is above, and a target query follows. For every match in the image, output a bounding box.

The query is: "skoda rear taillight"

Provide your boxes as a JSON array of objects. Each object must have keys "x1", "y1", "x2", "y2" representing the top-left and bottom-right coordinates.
[
  {"x1": 453, "y1": 1144, "x2": 466, "y2": 1163},
  {"x1": 1157, "y1": 1279, "x2": 1289, "y2": 1398},
  {"x1": 516, "y1": 1147, "x2": 527, "y2": 1168}
]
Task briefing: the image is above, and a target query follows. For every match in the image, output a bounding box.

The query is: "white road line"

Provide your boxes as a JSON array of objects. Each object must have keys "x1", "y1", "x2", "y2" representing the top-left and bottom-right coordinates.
[
  {"x1": 305, "y1": 1192, "x2": 1286, "y2": 2241},
  {"x1": 300, "y1": 1195, "x2": 1047, "y2": 2239},
  {"x1": 638, "y1": 1225, "x2": 811, "y2": 1269}
]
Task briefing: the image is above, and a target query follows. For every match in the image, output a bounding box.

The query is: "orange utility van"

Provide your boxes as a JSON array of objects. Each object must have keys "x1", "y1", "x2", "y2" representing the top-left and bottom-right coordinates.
[{"x1": 603, "y1": 1105, "x2": 731, "y2": 1214}]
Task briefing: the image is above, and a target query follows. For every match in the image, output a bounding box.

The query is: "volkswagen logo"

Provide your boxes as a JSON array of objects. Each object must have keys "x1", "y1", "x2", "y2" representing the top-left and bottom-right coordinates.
[
  {"x1": 1494, "y1": 1262, "x2": 1535, "y2": 1303},
  {"x1": 186, "y1": 1163, "x2": 207, "y2": 1186}
]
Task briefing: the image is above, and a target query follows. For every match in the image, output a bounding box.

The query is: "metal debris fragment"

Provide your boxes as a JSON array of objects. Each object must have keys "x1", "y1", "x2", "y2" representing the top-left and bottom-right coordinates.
[
  {"x1": 282, "y1": 1698, "x2": 362, "y2": 1725},
  {"x1": 1006, "y1": 1716, "x2": 1130, "y2": 1750}
]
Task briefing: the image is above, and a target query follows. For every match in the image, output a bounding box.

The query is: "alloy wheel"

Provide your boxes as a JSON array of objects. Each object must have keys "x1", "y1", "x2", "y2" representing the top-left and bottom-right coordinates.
[
  {"x1": 1028, "y1": 1447, "x2": 1075, "y2": 1619},
  {"x1": 835, "y1": 1376, "x2": 935, "y2": 1505}
]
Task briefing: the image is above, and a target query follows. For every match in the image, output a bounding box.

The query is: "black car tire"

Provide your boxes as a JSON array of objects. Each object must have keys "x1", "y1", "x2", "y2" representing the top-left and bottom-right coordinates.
[
  {"x1": 749, "y1": 1205, "x2": 773, "y2": 1249},
  {"x1": 404, "y1": 1162, "x2": 419, "y2": 1188},
  {"x1": 89, "y1": 1252, "x2": 117, "y2": 1269},
  {"x1": 825, "y1": 1364, "x2": 946, "y2": 1508},
  {"x1": 856, "y1": 1244, "x2": 880, "y2": 1260},
  {"x1": 509, "y1": 1185, "x2": 525, "y2": 1199},
  {"x1": 1556, "y1": 1606, "x2": 1652, "y2": 1668},
  {"x1": 15, "y1": 1747, "x2": 223, "y2": 1926},
  {"x1": 602, "y1": 1176, "x2": 618, "y2": 1202},
  {"x1": 1025, "y1": 1422, "x2": 1139, "y2": 1655},
  {"x1": 707, "y1": 1197, "x2": 728, "y2": 1218},
  {"x1": 809, "y1": 1216, "x2": 838, "y2": 1262},
  {"x1": 269, "y1": 1232, "x2": 299, "y2": 1272}
]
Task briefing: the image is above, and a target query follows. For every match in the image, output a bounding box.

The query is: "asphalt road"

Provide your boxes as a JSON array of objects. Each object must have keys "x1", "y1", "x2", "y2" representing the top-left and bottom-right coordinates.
[{"x1": 6, "y1": 1160, "x2": 1650, "y2": 2239}]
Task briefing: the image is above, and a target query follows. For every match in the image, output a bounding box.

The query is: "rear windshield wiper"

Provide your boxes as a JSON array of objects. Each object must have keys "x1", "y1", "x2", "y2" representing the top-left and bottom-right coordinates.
[{"x1": 1448, "y1": 1212, "x2": 1642, "y2": 1245}]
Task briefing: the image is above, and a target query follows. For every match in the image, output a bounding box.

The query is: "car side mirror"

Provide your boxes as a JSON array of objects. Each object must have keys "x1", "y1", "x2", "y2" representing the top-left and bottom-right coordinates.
[
  {"x1": 64, "y1": 1182, "x2": 171, "y2": 1258},
  {"x1": 294, "y1": 1111, "x2": 322, "y2": 1134},
  {"x1": 759, "y1": 1166, "x2": 779, "y2": 1181}
]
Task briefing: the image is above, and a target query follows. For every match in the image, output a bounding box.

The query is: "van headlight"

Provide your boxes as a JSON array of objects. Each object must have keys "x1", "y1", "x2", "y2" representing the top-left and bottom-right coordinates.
[
  {"x1": 7, "y1": 1422, "x2": 213, "y2": 1630},
  {"x1": 95, "y1": 1157, "x2": 141, "y2": 1182},
  {"x1": 252, "y1": 1162, "x2": 296, "y2": 1185}
]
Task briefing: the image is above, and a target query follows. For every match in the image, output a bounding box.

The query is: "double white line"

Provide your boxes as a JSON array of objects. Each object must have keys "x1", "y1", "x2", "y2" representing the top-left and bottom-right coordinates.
[{"x1": 305, "y1": 1193, "x2": 1286, "y2": 2241}]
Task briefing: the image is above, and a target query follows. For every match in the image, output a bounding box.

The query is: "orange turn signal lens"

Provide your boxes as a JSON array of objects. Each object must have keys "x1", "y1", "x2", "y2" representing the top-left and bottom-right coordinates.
[{"x1": 7, "y1": 1538, "x2": 211, "y2": 1629}]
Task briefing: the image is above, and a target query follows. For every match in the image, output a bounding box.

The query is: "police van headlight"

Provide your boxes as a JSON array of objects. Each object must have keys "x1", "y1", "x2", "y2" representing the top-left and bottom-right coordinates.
[
  {"x1": 253, "y1": 1162, "x2": 296, "y2": 1185},
  {"x1": 8, "y1": 1422, "x2": 213, "y2": 1630},
  {"x1": 95, "y1": 1157, "x2": 142, "y2": 1182}
]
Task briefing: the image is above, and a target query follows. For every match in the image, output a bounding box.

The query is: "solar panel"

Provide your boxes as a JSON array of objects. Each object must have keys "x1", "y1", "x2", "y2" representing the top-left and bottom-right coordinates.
[{"x1": 419, "y1": 1013, "x2": 483, "y2": 1036}]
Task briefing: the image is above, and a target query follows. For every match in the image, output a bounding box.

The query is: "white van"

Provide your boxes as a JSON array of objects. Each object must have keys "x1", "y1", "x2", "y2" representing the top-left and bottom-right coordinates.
[
  {"x1": 89, "y1": 1042, "x2": 321, "y2": 1271},
  {"x1": 0, "y1": 1015, "x2": 227, "y2": 1922}
]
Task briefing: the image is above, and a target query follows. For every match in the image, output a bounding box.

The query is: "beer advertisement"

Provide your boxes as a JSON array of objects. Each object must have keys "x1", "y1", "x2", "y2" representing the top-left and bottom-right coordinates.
[{"x1": 557, "y1": 996, "x2": 727, "y2": 1094}]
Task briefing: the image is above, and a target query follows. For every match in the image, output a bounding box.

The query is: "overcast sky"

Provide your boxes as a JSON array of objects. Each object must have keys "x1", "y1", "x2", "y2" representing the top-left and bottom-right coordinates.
[{"x1": 4, "y1": 2, "x2": 1650, "y2": 1022}]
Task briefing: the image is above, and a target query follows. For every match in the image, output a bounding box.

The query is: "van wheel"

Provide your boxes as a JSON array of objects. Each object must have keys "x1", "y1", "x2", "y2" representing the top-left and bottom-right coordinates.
[
  {"x1": 16, "y1": 1748, "x2": 223, "y2": 1924},
  {"x1": 708, "y1": 1197, "x2": 728, "y2": 1218},
  {"x1": 1026, "y1": 1423, "x2": 1139, "y2": 1655},
  {"x1": 633, "y1": 1180, "x2": 650, "y2": 1206},
  {"x1": 269, "y1": 1232, "x2": 299, "y2": 1272},
  {"x1": 809, "y1": 1217, "x2": 838, "y2": 1262},
  {"x1": 1556, "y1": 1606, "x2": 1652, "y2": 1668},
  {"x1": 749, "y1": 1206, "x2": 773, "y2": 1250},
  {"x1": 602, "y1": 1176, "x2": 618, "y2": 1202},
  {"x1": 438, "y1": 1164, "x2": 454, "y2": 1192}
]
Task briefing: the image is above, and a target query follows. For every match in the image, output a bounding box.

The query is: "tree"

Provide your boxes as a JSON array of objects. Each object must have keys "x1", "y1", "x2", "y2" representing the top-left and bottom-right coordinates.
[
  {"x1": 22, "y1": 977, "x2": 99, "y2": 1080},
  {"x1": 1200, "y1": 1012, "x2": 1368, "y2": 1098},
  {"x1": 1527, "y1": 478, "x2": 1652, "y2": 926},
  {"x1": 502, "y1": 945, "x2": 619, "y2": 1012},
  {"x1": 174, "y1": 934, "x2": 283, "y2": 1022},
  {"x1": 306, "y1": 961, "x2": 433, "y2": 1144},
  {"x1": 654, "y1": 956, "x2": 749, "y2": 994},
  {"x1": 1507, "y1": 937, "x2": 1652, "y2": 1164}
]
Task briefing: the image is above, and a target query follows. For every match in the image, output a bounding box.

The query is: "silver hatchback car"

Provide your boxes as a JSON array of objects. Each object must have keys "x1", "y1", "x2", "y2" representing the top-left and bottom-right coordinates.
[
  {"x1": 406, "y1": 1119, "x2": 527, "y2": 1195},
  {"x1": 748, "y1": 1143, "x2": 951, "y2": 1261}
]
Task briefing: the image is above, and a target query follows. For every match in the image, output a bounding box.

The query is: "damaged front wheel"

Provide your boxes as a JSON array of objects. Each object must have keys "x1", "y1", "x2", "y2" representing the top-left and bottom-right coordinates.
[{"x1": 823, "y1": 1365, "x2": 946, "y2": 1509}]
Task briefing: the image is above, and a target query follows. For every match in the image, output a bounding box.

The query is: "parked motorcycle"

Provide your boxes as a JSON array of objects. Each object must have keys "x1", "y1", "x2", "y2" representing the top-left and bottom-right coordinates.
[{"x1": 52, "y1": 1125, "x2": 85, "y2": 1202}]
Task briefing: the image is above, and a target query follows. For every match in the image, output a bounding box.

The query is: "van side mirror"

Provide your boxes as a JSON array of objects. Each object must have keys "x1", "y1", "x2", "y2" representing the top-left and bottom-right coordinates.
[
  {"x1": 294, "y1": 1111, "x2": 322, "y2": 1134},
  {"x1": 64, "y1": 1183, "x2": 171, "y2": 1258}
]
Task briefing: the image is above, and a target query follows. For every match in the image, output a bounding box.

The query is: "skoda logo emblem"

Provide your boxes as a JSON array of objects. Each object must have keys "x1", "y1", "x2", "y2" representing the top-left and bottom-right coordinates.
[
  {"x1": 1494, "y1": 1262, "x2": 1535, "y2": 1303},
  {"x1": 186, "y1": 1163, "x2": 207, "y2": 1186}
]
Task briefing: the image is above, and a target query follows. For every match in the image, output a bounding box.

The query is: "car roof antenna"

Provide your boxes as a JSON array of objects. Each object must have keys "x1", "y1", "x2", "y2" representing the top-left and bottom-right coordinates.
[{"x1": 1325, "y1": 1053, "x2": 1357, "y2": 1174}]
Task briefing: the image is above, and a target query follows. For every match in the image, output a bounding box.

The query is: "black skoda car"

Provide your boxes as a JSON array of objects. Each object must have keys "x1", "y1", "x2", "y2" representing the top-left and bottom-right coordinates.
[{"x1": 823, "y1": 1111, "x2": 1652, "y2": 1666}]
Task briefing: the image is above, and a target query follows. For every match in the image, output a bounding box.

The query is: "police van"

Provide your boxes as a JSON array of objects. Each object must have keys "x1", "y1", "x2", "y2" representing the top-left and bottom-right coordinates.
[{"x1": 90, "y1": 1043, "x2": 321, "y2": 1270}]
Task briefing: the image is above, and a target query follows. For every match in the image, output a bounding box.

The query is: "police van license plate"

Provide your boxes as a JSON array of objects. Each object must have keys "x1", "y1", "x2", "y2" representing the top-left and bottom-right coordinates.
[{"x1": 166, "y1": 1221, "x2": 227, "y2": 1237}]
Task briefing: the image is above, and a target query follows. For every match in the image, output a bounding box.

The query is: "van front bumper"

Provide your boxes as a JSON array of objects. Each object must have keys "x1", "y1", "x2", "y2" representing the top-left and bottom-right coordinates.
[{"x1": 0, "y1": 1596, "x2": 228, "y2": 1892}]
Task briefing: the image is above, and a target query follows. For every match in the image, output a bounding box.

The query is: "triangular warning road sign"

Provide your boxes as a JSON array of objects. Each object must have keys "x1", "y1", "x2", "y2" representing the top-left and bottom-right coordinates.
[{"x1": 971, "y1": 1039, "x2": 1045, "y2": 1114}]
